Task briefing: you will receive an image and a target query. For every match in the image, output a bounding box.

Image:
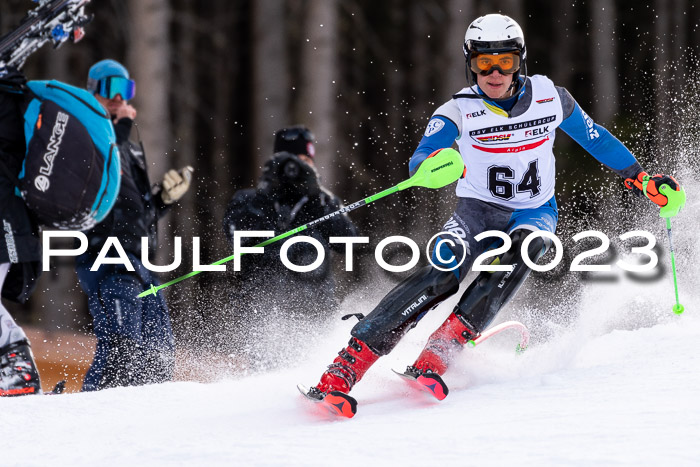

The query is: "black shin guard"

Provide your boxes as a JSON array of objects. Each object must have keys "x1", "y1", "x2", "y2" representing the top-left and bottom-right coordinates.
[
  {"x1": 455, "y1": 229, "x2": 549, "y2": 334},
  {"x1": 351, "y1": 265, "x2": 460, "y2": 355}
]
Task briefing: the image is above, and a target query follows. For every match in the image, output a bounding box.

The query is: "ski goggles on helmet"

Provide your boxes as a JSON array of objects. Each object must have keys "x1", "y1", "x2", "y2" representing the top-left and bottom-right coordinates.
[
  {"x1": 470, "y1": 51, "x2": 521, "y2": 76},
  {"x1": 96, "y1": 76, "x2": 136, "y2": 100}
]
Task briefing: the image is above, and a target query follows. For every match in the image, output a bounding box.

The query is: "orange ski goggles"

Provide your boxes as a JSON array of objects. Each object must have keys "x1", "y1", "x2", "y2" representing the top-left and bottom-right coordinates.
[{"x1": 470, "y1": 52, "x2": 521, "y2": 76}]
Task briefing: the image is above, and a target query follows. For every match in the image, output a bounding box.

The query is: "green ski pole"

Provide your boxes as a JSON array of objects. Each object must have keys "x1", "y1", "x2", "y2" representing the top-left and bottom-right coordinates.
[
  {"x1": 137, "y1": 148, "x2": 466, "y2": 298},
  {"x1": 664, "y1": 216, "x2": 684, "y2": 315},
  {"x1": 643, "y1": 176, "x2": 687, "y2": 314}
]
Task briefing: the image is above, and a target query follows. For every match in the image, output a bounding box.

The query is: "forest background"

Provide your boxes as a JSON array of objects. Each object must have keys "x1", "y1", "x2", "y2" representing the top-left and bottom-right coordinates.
[{"x1": 1, "y1": 0, "x2": 697, "y2": 353}]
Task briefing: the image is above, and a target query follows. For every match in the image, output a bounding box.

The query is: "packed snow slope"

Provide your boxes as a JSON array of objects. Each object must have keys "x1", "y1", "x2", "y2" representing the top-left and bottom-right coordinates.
[
  {"x1": 4, "y1": 268, "x2": 700, "y2": 466},
  {"x1": 5, "y1": 158, "x2": 700, "y2": 466}
]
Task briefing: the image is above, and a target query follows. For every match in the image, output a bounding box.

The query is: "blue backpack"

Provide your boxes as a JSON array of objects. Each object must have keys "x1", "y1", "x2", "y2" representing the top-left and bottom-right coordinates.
[{"x1": 18, "y1": 80, "x2": 121, "y2": 230}]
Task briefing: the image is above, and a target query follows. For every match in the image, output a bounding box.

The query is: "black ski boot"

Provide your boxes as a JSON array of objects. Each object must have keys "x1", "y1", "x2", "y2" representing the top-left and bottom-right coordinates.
[{"x1": 0, "y1": 340, "x2": 42, "y2": 397}]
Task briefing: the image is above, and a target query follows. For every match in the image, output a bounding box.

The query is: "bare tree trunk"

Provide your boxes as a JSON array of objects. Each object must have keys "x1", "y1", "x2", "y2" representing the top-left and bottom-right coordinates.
[
  {"x1": 670, "y1": 0, "x2": 686, "y2": 97},
  {"x1": 692, "y1": 0, "x2": 700, "y2": 61},
  {"x1": 334, "y1": 1, "x2": 369, "y2": 202},
  {"x1": 168, "y1": 0, "x2": 199, "y2": 321},
  {"x1": 408, "y1": 1, "x2": 437, "y2": 237},
  {"x1": 45, "y1": 47, "x2": 70, "y2": 83},
  {"x1": 668, "y1": 0, "x2": 688, "y2": 169},
  {"x1": 127, "y1": 0, "x2": 172, "y2": 263},
  {"x1": 252, "y1": 0, "x2": 289, "y2": 167},
  {"x1": 590, "y1": 0, "x2": 618, "y2": 124},
  {"x1": 496, "y1": 0, "x2": 524, "y2": 23},
  {"x1": 171, "y1": 2, "x2": 198, "y2": 238},
  {"x1": 127, "y1": 0, "x2": 172, "y2": 181},
  {"x1": 444, "y1": 0, "x2": 474, "y2": 95},
  {"x1": 386, "y1": 0, "x2": 405, "y2": 167},
  {"x1": 550, "y1": 0, "x2": 575, "y2": 90},
  {"x1": 299, "y1": 0, "x2": 339, "y2": 187},
  {"x1": 207, "y1": 1, "x2": 236, "y2": 258},
  {"x1": 653, "y1": 0, "x2": 670, "y2": 146}
]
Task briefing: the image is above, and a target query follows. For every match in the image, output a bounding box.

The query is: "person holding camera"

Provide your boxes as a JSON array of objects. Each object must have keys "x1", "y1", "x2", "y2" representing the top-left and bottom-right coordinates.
[{"x1": 222, "y1": 126, "x2": 357, "y2": 368}]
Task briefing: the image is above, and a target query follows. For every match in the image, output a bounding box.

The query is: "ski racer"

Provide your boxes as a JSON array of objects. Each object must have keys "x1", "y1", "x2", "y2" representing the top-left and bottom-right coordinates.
[
  {"x1": 0, "y1": 67, "x2": 42, "y2": 396},
  {"x1": 75, "y1": 59, "x2": 194, "y2": 391},
  {"x1": 223, "y1": 126, "x2": 357, "y2": 367},
  {"x1": 302, "y1": 14, "x2": 682, "y2": 414}
]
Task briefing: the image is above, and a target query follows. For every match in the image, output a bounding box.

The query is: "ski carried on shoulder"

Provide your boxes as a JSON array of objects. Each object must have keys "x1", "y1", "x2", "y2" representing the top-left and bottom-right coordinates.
[
  {"x1": 0, "y1": 0, "x2": 93, "y2": 70},
  {"x1": 395, "y1": 320, "x2": 530, "y2": 401},
  {"x1": 297, "y1": 384, "x2": 357, "y2": 418}
]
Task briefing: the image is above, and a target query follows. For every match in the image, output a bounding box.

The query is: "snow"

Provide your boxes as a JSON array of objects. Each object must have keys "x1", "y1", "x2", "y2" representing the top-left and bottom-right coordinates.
[
  {"x1": 4, "y1": 266, "x2": 700, "y2": 466},
  {"x1": 5, "y1": 161, "x2": 700, "y2": 466}
]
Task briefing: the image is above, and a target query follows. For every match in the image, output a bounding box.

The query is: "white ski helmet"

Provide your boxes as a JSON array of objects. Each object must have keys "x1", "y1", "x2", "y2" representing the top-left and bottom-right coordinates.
[{"x1": 463, "y1": 14, "x2": 527, "y2": 97}]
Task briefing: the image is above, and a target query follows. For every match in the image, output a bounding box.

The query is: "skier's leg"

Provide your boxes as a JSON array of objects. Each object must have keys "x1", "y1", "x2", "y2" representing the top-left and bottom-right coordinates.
[
  {"x1": 312, "y1": 200, "x2": 491, "y2": 395},
  {"x1": 411, "y1": 198, "x2": 559, "y2": 375},
  {"x1": 85, "y1": 259, "x2": 174, "y2": 389},
  {"x1": 0, "y1": 264, "x2": 28, "y2": 349},
  {"x1": 76, "y1": 261, "x2": 107, "y2": 391},
  {"x1": 82, "y1": 272, "x2": 146, "y2": 391},
  {"x1": 82, "y1": 336, "x2": 110, "y2": 392},
  {"x1": 313, "y1": 266, "x2": 460, "y2": 395},
  {"x1": 140, "y1": 267, "x2": 175, "y2": 385},
  {"x1": 409, "y1": 229, "x2": 549, "y2": 374},
  {"x1": 350, "y1": 266, "x2": 461, "y2": 354},
  {"x1": 0, "y1": 262, "x2": 42, "y2": 396}
]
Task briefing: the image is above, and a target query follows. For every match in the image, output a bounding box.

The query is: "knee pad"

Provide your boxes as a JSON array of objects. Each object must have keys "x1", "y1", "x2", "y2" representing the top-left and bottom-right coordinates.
[
  {"x1": 454, "y1": 229, "x2": 548, "y2": 334},
  {"x1": 351, "y1": 265, "x2": 460, "y2": 355}
]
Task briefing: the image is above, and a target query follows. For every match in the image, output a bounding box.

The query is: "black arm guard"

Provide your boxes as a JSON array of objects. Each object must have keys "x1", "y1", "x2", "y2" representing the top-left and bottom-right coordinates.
[{"x1": 351, "y1": 265, "x2": 460, "y2": 355}]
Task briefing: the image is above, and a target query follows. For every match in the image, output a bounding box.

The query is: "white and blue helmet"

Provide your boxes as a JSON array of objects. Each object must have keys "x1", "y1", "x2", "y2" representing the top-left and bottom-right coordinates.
[{"x1": 463, "y1": 14, "x2": 527, "y2": 96}]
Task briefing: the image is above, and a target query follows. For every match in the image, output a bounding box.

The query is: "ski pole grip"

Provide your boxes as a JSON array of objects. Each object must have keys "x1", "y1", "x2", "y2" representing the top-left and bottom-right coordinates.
[{"x1": 659, "y1": 184, "x2": 686, "y2": 218}]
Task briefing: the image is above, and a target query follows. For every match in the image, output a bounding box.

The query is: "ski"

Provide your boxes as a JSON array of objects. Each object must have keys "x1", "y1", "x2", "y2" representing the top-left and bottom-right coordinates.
[
  {"x1": 392, "y1": 368, "x2": 449, "y2": 400},
  {"x1": 467, "y1": 320, "x2": 530, "y2": 352},
  {"x1": 0, "y1": 0, "x2": 92, "y2": 70},
  {"x1": 297, "y1": 384, "x2": 357, "y2": 418},
  {"x1": 395, "y1": 320, "x2": 530, "y2": 400}
]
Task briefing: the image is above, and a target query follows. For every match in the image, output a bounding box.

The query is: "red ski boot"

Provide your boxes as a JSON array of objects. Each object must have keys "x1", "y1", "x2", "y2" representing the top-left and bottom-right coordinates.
[
  {"x1": 299, "y1": 337, "x2": 380, "y2": 418},
  {"x1": 399, "y1": 312, "x2": 478, "y2": 400}
]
